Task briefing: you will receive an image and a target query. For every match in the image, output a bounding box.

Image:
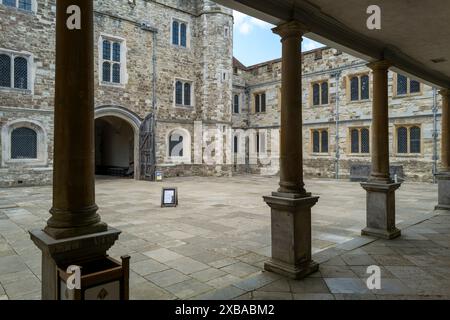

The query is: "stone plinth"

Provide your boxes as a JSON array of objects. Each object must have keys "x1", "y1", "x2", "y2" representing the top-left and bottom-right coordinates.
[
  {"x1": 29, "y1": 228, "x2": 121, "y2": 300},
  {"x1": 361, "y1": 182, "x2": 401, "y2": 239},
  {"x1": 436, "y1": 172, "x2": 450, "y2": 210},
  {"x1": 263, "y1": 193, "x2": 319, "y2": 279}
]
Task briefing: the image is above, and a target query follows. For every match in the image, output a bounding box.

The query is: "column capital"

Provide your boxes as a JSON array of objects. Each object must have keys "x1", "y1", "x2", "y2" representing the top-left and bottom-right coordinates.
[
  {"x1": 272, "y1": 20, "x2": 308, "y2": 40},
  {"x1": 439, "y1": 89, "x2": 450, "y2": 97},
  {"x1": 367, "y1": 60, "x2": 391, "y2": 71}
]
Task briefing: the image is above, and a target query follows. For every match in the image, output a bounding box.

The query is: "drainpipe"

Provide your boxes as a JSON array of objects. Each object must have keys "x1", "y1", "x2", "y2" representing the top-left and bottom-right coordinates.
[
  {"x1": 433, "y1": 87, "x2": 438, "y2": 183},
  {"x1": 334, "y1": 71, "x2": 341, "y2": 179}
]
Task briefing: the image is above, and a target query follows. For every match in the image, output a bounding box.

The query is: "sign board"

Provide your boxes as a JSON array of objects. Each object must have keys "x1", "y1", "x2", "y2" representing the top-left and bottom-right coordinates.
[
  {"x1": 155, "y1": 171, "x2": 163, "y2": 182},
  {"x1": 161, "y1": 188, "x2": 178, "y2": 207}
]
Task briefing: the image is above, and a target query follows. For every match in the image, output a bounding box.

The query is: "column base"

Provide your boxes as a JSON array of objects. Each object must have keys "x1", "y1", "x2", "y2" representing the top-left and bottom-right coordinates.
[
  {"x1": 435, "y1": 172, "x2": 450, "y2": 211},
  {"x1": 30, "y1": 227, "x2": 121, "y2": 300},
  {"x1": 44, "y1": 221, "x2": 108, "y2": 240},
  {"x1": 263, "y1": 192, "x2": 319, "y2": 280},
  {"x1": 361, "y1": 182, "x2": 402, "y2": 240},
  {"x1": 265, "y1": 259, "x2": 319, "y2": 280}
]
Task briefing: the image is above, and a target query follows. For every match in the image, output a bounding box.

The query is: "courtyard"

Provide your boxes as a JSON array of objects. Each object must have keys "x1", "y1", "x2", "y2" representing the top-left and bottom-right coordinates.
[{"x1": 2, "y1": 175, "x2": 450, "y2": 300}]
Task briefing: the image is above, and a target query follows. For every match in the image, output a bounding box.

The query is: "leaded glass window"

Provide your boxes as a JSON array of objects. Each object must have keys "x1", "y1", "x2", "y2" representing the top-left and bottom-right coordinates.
[
  {"x1": 410, "y1": 126, "x2": 421, "y2": 153},
  {"x1": 410, "y1": 80, "x2": 420, "y2": 94},
  {"x1": 0, "y1": 54, "x2": 11, "y2": 88},
  {"x1": 261, "y1": 93, "x2": 266, "y2": 112},
  {"x1": 361, "y1": 75, "x2": 369, "y2": 100},
  {"x1": 14, "y1": 57, "x2": 27, "y2": 89},
  {"x1": 180, "y1": 23, "x2": 187, "y2": 47},
  {"x1": 172, "y1": 21, "x2": 179, "y2": 45},
  {"x1": 350, "y1": 76, "x2": 359, "y2": 101},
  {"x1": 233, "y1": 94, "x2": 239, "y2": 114},
  {"x1": 175, "y1": 81, "x2": 183, "y2": 105},
  {"x1": 11, "y1": 127, "x2": 37, "y2": 159},
  {"x1": 18, "y1": 0, "x2": 32, "y2": 11},
  {"x1": 3, "y1": 0, "x2": 16, "y2": 8},
  {"x1": 313, "y1": 130, "x2": 320, "y2": 153},
  {"x1": 184, "y1": 82, "x2": 191, "y2": 106},
  {"x1": 312, "y1": 83, "x2": 320, "y2": 106},
  {"x1": 233, "y1": 136, "x2": 238, "y2": 153},
  {"x1": 397, "y1": 127, "x2": 408, "y2": 153},
  {"x1": 112, "y1": 64, "x2": 120, "y2": 84},
  {"x1": 397, "y1": 74, "x2": 408, "y2": 95},
  {"x1": 351, "y1": 129, "x2": 359, "y2": 153},
  {"x1": 102, "y1": 62, "x2": 111, "y2": 82},
  {"x1": 321, "y1": 130, "x2": 328, "y2": 153},
  {"x1": 101, "y1": 39, "x2": 122, "y2": 84},
  {"x1": 321, "y1": 82, "x2": 328, "y2": 105},
  {"x1": 361, "y1": 128, "x2": 370, "y2": 153}
]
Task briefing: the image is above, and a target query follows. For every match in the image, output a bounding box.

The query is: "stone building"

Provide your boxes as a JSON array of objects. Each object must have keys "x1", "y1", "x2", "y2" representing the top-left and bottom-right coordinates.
[
  {"x1": 0, "y1": 0, "x2": 441, "y2": 187},
  {"x1": 232, "y1": 47, "x2": 442, "y2": 182},
  {"x1": 0, "y1": 0, "x2": 234, "y2": 187}
]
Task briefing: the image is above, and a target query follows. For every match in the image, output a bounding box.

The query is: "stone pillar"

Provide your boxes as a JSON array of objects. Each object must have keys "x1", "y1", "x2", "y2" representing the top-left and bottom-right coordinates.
[
  {"x1": 436, "y1": 89, "x2": 450, "y2": 210},
  {"x1": 30, "y1": 0, "x2": 120, "y2": 300},
  {"x1": 361, "y1": 61, "x2": 401, "y2": 239},
  {"x1": 264, "y1": 21, "x2": 319, "y2": 280}
]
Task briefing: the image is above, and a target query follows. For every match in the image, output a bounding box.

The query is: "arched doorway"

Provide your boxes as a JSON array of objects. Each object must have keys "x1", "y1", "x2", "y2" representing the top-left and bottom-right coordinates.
[{"x1": 95, "y1": 116, "x2": 135, "y2": 178}]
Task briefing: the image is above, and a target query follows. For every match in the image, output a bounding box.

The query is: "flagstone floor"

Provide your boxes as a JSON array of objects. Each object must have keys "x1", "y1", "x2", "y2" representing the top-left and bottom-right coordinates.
[{"x1": 1, "y1": 175, "x2": 448, "y2": 300}]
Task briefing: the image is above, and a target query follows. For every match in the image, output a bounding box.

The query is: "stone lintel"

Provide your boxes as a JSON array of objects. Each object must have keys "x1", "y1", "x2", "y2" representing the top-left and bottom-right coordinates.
[{"x1": 30, "y1": 227, "x2": 121, "y2": 266}]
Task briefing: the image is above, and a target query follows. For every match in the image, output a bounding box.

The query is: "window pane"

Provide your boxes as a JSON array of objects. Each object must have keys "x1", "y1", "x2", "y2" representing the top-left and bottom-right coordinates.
[
  {"x1": 350, "y1": 77, "x2": 359, "y2": 101},
  {"x1": 169, "y1": 134, "x2": 183, "y2": 157},
  {"x1": 234, "y1": 136, "x2": 238, "y2": 153},
  {"x1": 361, "y1": 75, "x2": 369, "y2": 100},
  {"x1": 102, "y1": 62, "x2": 110, "y2": 82},
  {"x1": 410, "y1": 80, "x2": 420, "y2": 93},
  {"x1": 112, "y1": 64, "x2": 120, "y2": 83},
  {"x1": 184, "y1": 82, "x2": 191, "y2": 106},
  {"x1": 397, "y1": 74, "x2": 408, "y2": 95},
  {"x1": 172, "y1": 21, "x2": 179, "y2": 45},
  {"x1": 361, "y1": 128, "x2": 370, "y2": 153},
  {"x1": 321, "y1": 82, "x2": 328, "y2": 104},
  {"x1": 18, "y1": 0, "x2": 32, "y2": 11},
  {"x1": 255, "y1": 94, "x2": 260, "y2": 113},
  {"x1": 102, "y1": 40, "x2": 111, "y2": 60},
  {"x1": 180, "y1": 23, "x2": 187, "y2": 47},
  {"x1": 3, "y1": 0, "x2": 16, "y2": 7},
  {"x1": 112, "y1": 42, "x2": 121, "y2": 62},
  {"x1": 14, "y1": 57, "x2": 28, "y2": 89},
  {"x1": 11, "y1": 127, "x2": 37, "y2": 159},
  {"x1": 397, "y1": 127, "x2": 408, "y2": 153},
  {"x1": 0, "y1": 54, "x2": 11, "y2": 87},
  {"x1": 313, "y1": 131, "x2": 320, "y2": 153},
  {"x1": 410, "y1": 126, "x2": 421, "y2": 153},
  {"x1": 261, "y1": 93, "x2": 266, "y2": 112},
  {"x1": 321, "y1": 130, "x2": 328, "y2": 153},
  {"x1": 175, "y1": 81, "x2": 183, "y2": 105},
  {"x1": 312, "y1": 83, "x2": 320, "y2": 106},
  {"x1": 351, "y1": 129, "x2": 360, "y2": 153},
  {"x1": 234, "y1": 95, "x2": 239, "y2": 113}
]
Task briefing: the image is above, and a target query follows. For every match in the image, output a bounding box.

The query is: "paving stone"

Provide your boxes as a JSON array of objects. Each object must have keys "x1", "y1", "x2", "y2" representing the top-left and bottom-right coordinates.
[
  {"x1": 324, "y1": 278, "x2": 371, "y2": 294},
  {"x1": 220, "y1": 262, "x2": 260, "y2": 278},
  {"x1": 289, "y1": 278, "x2": 330, "y2": 294},
  {"x1": 130, "y1": 259, "x2": 170, "y2": 276},
  {"x1": 191, "y1": 268, "x2": 227, "y2": 282},
  {"x1": 129, "y1": 281, "x2": 176, "y2": 300},
  {"x1": 206, "y1": 274, "x2": 242, "y2": 289},
  {"x1": 368, "y1": 278, "x2": 412, "y2": 295},
  {"x1": 293, "y1": 293, "x2": 335, "y2": 300},
  {"x1": 371, "y1": 254, "x2": 416, "y2": 266},
  {"x1": 166, "y1": 279, "x2": 213, "y2": 299},
  {"x1": 233, "y1": 272, "x2": 280, "y2": 291},
  {"x1": 258, "y1": 279, "x2": 291, "y2": 293},
  {"x1": 142, "y1": 248, "x2": 185, "y2": 263},
  {"x1": 3, "y1": 276, "x2": 41, "y2": 299},
  {"x1": 252, "y1": 291, "x2": 293, "y2": 300},
  {"x1": 165, "y1": 257, "x2": 210, "y2": 275},
  {"x1": 0, "y1": 255, "x2": 28, "y2": 274},
  {"x1": 341, "y1": 252, "x2": 378, "y2": 266},
  {"x1": 145, "y1": 269, "x2": 190, "y2": 288},
  {"x1": 193, "y1": 286, "x2": 246, "y2": 300},
  {"x1": 208, "y1": 258, "x2": 237, "y2": 269},
  {"x1": 0, "y1": 295, "x2": 8, "y2": 300},
  {"x1": 320, "y1": 265, "x2": 358, "y2": 278}
]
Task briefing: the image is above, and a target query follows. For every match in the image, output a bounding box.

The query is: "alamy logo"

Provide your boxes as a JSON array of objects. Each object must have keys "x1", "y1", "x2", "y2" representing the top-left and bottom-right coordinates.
[
  {"x1": 66, "y1": 5, "x2": 81, "y2": 30},
  {"x1": 66, "y1": 265, "x2": 81, "y2": 290},
  {"x1": 366, "y1": 265, "x2": 381, "y2": 290},
  {"x1": 367, "y1": 5, "x2": 381, "y2": 30}
]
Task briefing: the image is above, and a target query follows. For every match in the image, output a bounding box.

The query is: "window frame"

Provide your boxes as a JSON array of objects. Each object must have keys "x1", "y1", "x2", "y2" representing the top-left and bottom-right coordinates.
[
  {"x1": 253, "y1": 92, "x2": 267, "y2": 114},
  {"x1": 347, "y1": 73, "x2": 371, "y2": 102},
  {"x1": 393, "y1": 73, "x2": 423, "y2": 97},
  {"x1": 233, "y1": 93, "x2": 240, "y2": 114},
  {"x1": 98, "y1": 34, "x2": 127, "y2": 87},
  {"x1": 310, "y1": 128, "x2": 330, "y2": 155},
  {"x1": 394, "y1": 124, "x2": 423, "y2": 156},
  {"x1": 174, "y1": 78, "x2": 194, "y2": 108},
  {"x1": 348, "y1": 127, "x2": 371, "y2": 155},
  {"x1": 310, "y1": 80, "x2": 329, "y2": 106},
  {"x1": 0, "y1": 49, "x2": 33, "y2": 94},
  {"x1": 0, "y1": 0, "x2": 36, "y2": 13},
  {"x1": 1, "y1": 119, "x2": 48, "y2": 167},
  {"x1": 171, "y1": 18, "x2": 189, "y2": 49}
]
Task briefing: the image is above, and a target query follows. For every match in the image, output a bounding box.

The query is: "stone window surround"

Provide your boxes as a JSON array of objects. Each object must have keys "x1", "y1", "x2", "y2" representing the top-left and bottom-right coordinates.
[
  {"x1": 1, "y1": 119, "x2": 48, "y2": 167},
  {"x1": 254, "y1": 130, "x2": 267, "y2": 154},
  {"x1": 171, "y1": 18, "x2": 190, "y2": 49},
  {"x1": 348, "y1": 126, "x2": 371, "y2": 156},
  {"x1": 393, "y1": 123, "x2": 423, "y2": 157},
  {"x1": 345, "y1": 72, "x2": 371, "y2": 103},
  {"x1": 310, "y1": 128, "x2": 330, "y2": 155},
  {"x1": 252, "y1": 91, "x2": 266, "y2": 114},
  {"x1": 392, "y1": 73, "x2": 423, "y2": 98},
  {"x1": 173, "y1": 78, "x2": 194, "y2": 108},
  {"x1": 0, "y1": 48, "x2": 34, "y2": 95},
  {"x1": 98, "y1": 34, "x2": 128, "y2": 88},
  {"x1": 233, "y1": 92, "x2": 240, "y2": 114},
  {"x1": 165, "y1": 128, "x2": 192, "y2": 164},
  {"x1": 310, "y1": 79, "x2": 330, "y2": 107},
  {"x1": 0, "y1": 0, "x2": 37, "y2": 13}
]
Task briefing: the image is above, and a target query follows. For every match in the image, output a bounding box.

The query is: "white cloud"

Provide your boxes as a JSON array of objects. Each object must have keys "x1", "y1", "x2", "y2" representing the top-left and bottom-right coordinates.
[
  {"x1": 233, "y1": 11, "x2": 274, "y2": 35},
  {"x1": 302, "y1": 38, "x2": 325, "y2": 52}
]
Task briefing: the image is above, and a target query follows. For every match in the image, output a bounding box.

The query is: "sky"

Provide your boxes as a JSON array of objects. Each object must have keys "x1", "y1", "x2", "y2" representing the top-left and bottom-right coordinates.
[{"x1": 233, "y1": 11, "x2": 324, "y2": 67}]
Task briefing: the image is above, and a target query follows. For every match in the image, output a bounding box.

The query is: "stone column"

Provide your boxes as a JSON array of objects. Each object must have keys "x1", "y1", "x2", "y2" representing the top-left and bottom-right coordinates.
[
  {"x1": 30, "y1": 0, "x2": 120, "y2": 300},
  {"x1": 361, "y1": 61, "x2": 401, "y2": 239},
  {"x1": 435, "y1": 89, "x2": 450, "y2": 210},
  {"x1": 263, "y1": 21, "x2": 319, "y2": 280}
]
